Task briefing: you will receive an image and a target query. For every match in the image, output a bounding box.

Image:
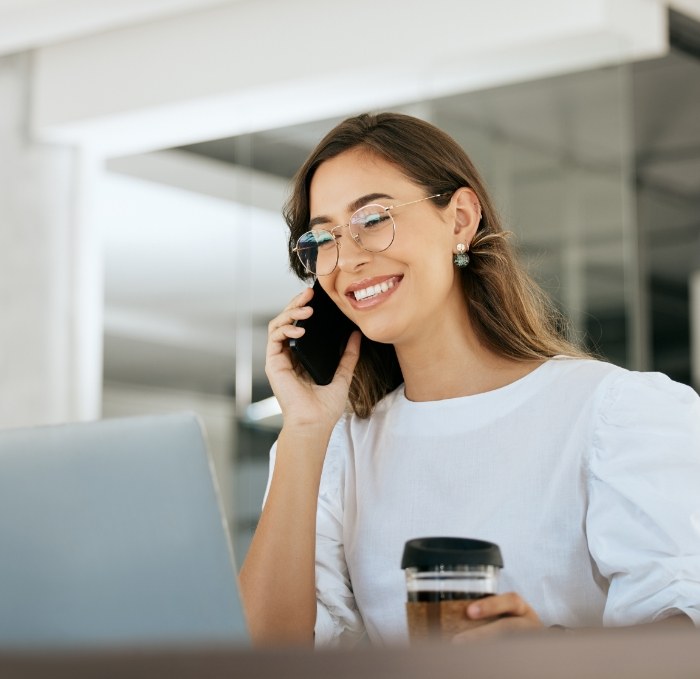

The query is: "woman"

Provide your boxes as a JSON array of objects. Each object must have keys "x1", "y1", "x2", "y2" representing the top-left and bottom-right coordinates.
[{"x1": 239, "y1": 112, "x2": 700, "y2": 646}]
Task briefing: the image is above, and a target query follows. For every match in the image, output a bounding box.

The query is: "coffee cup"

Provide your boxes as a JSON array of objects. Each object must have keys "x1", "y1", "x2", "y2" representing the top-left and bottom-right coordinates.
[{"x1": 401, "y1": 536, "x2": 503, "y2": 642}]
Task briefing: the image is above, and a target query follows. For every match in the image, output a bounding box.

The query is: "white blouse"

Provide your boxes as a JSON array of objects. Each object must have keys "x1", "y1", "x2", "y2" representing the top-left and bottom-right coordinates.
[{"x1": 265, "y1": 358, "x2": 700, "y2": 646}]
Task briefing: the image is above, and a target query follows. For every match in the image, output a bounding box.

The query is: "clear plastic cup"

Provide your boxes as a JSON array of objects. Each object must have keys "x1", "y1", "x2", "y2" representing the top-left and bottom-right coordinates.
[{"x1": 401, "y1": 537, "x2": 503, "y2": 642}]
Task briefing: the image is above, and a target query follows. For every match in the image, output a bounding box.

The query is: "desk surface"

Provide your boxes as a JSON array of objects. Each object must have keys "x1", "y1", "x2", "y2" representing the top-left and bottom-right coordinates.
[{"x1": 1, "y1": 627, "x2": 699, "y2": 679}]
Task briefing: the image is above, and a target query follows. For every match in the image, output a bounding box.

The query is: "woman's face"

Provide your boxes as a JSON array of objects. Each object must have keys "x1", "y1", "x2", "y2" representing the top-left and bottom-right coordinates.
[{"x1": 308, "y1": 147, "x2": 470, "y2": 347}]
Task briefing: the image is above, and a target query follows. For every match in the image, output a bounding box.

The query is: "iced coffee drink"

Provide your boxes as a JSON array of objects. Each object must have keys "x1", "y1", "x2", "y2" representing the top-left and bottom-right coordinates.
[{"x1": 401, "y1": 537, "x2": 503, "y2": 642}]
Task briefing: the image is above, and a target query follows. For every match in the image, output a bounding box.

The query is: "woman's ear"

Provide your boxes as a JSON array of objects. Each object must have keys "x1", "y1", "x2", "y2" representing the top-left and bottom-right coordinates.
[{"x1": 451, "y1": 187, "x2": 481, "y2": 248}]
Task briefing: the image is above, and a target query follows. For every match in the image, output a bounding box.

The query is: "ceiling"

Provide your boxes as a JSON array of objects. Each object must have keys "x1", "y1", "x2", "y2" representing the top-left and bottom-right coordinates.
[{"x1": 0, "y1": 0, "x2": 238, "y2": 55}]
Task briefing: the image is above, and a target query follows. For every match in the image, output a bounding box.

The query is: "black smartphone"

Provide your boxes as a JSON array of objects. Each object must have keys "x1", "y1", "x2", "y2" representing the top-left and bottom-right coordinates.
[{"x1": 289, "y1": 280, "x2": 358, "y2": 385}]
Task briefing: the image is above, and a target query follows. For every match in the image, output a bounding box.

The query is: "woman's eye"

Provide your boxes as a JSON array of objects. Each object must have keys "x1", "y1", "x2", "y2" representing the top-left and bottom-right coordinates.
[
  {"x1": 359, "y1": 213, "x2": 389, "y2": 229},
  {"x1": 317, "y1": 232, "x2": 336, "y2": 248}
]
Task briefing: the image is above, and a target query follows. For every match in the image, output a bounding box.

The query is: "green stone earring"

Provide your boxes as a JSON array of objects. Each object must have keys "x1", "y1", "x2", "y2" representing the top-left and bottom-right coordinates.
[{"x1": 453, "y1": 243, "x2": 470, "y2": 268}]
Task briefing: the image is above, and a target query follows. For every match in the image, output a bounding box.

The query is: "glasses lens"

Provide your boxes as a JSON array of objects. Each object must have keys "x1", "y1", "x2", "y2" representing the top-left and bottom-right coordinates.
[
  {"x1": 349, "y1": 205, "x2": 394, "y2": 252},
  {"x1": 295, "y1": 230, "x2": 337, "y2": 275}
]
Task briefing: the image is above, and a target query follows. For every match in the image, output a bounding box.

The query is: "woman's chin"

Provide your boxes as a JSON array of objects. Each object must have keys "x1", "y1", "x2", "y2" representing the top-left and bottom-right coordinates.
[{"x1": 359, "y1": 325, "x2": 401, "y2": 346}]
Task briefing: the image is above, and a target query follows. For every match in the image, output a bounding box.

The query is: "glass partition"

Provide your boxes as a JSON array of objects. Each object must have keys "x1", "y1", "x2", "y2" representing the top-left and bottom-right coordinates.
[{"x1": 432, "y1": 64, "x2": 639, "y2": 368}]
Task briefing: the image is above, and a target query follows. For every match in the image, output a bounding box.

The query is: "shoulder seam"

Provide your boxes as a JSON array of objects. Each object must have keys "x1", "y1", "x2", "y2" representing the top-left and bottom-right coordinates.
[{"x1": 584, "y1": 366, "x2": 626, "y2": 479}]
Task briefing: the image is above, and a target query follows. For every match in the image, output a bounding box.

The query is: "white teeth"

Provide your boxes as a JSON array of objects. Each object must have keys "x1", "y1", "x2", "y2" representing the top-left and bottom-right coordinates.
[{"x1": 353, "y1": 278, "x2": 396, "y2": 301}]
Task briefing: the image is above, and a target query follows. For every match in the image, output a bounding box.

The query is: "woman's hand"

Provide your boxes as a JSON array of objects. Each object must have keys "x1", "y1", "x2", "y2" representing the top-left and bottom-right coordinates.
[
  {"x1": 265, "y1": 286, "x2": 361, "y2": 430},
  {"x1": 452, "y1": 592, "x2": 543, "y2": 643}
]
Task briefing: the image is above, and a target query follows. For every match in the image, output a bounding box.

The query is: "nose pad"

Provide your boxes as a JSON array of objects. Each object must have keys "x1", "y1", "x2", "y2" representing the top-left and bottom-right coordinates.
[{"x1": 336, "y1": 231, "x2": 371, "y2": 272}]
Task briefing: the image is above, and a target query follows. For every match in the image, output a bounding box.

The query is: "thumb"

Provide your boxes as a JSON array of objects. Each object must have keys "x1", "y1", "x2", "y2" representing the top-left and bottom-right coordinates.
[{"x1": 334, "y1": 331, "x2": 362, "y2": 384}]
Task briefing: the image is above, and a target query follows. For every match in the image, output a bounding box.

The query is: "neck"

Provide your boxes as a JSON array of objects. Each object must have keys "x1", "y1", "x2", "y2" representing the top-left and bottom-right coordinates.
[{"x1": 395, "y1": 310, "x2": 543, "y2": 402}]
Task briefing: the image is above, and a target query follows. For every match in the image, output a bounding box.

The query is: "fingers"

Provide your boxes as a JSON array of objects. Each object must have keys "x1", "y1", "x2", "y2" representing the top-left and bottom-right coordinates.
[
  {"x1": 449, "y1": 594, "x2": 543, "y2": 644},
  {"x1": 332, "y1": 331, "x2": 362, "y2": 385},
  {"x1": 266, "y1": 288, "x2": 314, "y2": 351},
  {"x1": 267, "y1": 306, "x2": 311, "y2": 344},
  {"x1": 466, "y1": 592, "x2": 539, "y2": 623}
]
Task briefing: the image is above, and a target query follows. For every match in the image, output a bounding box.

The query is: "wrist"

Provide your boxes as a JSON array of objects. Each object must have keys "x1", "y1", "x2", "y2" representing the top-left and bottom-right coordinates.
[{"x1": 278, "y1": 422, "x2": 335, "y2": 448}]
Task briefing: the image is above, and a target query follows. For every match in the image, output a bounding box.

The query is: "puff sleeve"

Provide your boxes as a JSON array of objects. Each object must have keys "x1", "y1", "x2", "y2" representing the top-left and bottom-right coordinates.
[
  {"x1": 586, "y1": 371, "x2": 700, "y2": 626},
  {"x1": 313, "y1": 418, "x2": 366, "y2": 646}
]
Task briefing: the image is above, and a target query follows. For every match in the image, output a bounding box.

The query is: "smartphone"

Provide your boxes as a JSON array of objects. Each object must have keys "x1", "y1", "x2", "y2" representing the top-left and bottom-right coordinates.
[{"x1": 289, "y1": 280, "x2": 358, "y2": 385}]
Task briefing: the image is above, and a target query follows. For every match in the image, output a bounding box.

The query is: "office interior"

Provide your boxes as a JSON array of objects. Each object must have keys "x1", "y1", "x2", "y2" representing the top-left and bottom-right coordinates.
[{"x1": 1, "y1": 0, "x2": 699, "y2": 564}]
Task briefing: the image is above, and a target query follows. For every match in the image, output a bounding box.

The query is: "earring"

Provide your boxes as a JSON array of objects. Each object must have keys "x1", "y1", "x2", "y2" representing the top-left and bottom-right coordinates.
[{"x1": 453, "y1": 243, "x2": 470, "y2": 268}]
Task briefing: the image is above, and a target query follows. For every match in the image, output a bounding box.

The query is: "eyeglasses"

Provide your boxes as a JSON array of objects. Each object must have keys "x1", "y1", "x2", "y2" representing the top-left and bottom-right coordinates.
[{"x1": 293, "y1": 193, "x2": 446, "y2": 276}]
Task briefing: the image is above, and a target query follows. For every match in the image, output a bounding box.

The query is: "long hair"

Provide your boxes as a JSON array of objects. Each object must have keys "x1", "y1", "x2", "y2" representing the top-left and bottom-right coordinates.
[{"x1": 284, "y1": 112, "x2": 589, "y2": 417}]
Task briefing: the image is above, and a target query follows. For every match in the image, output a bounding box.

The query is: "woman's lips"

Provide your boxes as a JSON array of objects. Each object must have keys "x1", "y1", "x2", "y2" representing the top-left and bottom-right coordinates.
[{"x1": 345, "y1": 275, "x2": 402, "y2": 309}]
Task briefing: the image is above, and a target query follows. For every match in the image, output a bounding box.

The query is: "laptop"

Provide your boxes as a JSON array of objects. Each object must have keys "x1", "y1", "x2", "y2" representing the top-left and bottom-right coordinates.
[{"x1": 0, "y1": 412, "x2": 250, "y2": 648}]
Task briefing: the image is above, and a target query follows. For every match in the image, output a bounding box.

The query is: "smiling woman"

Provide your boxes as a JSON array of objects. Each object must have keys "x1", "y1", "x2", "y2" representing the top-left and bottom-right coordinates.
[
  {"x1": 284, "y1": 114, "x2": 589, "y2": 416},
  {"x1": 239, "y1": 112, "x2": 700, "y2": 647}
]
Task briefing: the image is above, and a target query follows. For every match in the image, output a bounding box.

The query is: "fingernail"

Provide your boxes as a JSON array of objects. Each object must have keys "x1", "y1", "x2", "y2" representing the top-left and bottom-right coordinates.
[{"x1": 468, "y1": 604, "x2": 481, "y2": 618}]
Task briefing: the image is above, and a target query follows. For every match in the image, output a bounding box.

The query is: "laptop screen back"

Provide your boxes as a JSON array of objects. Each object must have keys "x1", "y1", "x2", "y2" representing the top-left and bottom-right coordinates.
[{"x1": 0, "y1": 412, "x2": 249, "y2": 648}]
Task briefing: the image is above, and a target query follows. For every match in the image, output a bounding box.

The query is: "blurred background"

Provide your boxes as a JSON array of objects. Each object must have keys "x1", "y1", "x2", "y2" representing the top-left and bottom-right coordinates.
[{"x1": 1, "y1": 0, "x2": 699, "y2": 562}]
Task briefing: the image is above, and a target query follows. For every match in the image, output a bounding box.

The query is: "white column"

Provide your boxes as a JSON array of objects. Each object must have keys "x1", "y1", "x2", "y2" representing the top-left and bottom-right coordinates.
[{"x1": 0, "y1": 53, "x2": 102, "y2": 428}]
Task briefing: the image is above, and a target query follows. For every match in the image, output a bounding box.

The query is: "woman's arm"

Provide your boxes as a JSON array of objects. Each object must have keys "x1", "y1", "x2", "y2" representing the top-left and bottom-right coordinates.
[
  {"x1": 238, "y1": 287, "x2": 361, "y2": 645},
  {"x1": 586, "y1": 371, "x2": 700, "y2": 628},
  {"x1": 239, "y1": 424, "x2": 333, "y2": 645}
]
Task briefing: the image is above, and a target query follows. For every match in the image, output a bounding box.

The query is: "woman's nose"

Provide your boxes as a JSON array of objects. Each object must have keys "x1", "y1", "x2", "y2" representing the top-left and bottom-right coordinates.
[{"x1": 336, "y1": 231, "x2": 371, "y2": 272}]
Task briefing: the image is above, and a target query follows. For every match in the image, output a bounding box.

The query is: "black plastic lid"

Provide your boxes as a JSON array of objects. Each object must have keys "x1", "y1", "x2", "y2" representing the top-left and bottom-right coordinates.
[{"x1": 401, "y1": 537, "x2": 503, "y2": 570}]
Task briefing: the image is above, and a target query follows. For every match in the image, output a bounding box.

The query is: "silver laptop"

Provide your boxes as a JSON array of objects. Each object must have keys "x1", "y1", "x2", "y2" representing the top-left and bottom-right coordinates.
[{"x1": 0, "y1": 412, "x2": 249, "y2": 648}]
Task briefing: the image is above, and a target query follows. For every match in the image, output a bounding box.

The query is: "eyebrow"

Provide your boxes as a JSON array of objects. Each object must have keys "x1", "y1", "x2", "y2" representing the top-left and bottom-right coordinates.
[{"x1": 309, "y1": 193, "x2": 394, "y2": 229}]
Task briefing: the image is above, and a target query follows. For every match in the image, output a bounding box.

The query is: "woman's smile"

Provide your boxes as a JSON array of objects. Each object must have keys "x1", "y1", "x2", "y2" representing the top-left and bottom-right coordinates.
[{"x1": 345, "y1": 275, "x2": 403, "y2": 309}]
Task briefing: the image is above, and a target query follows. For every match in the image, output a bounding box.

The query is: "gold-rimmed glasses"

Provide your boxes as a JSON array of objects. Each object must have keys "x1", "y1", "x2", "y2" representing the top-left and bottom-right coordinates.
[{"x1": 293, "y1": 193, "x2": 447, "y2": 276}]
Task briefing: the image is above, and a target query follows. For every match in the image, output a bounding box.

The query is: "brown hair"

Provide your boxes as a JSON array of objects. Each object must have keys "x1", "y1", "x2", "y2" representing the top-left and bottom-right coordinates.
[{"x1": 283, "y1": 112, "x2": 589, "y2": 417}]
